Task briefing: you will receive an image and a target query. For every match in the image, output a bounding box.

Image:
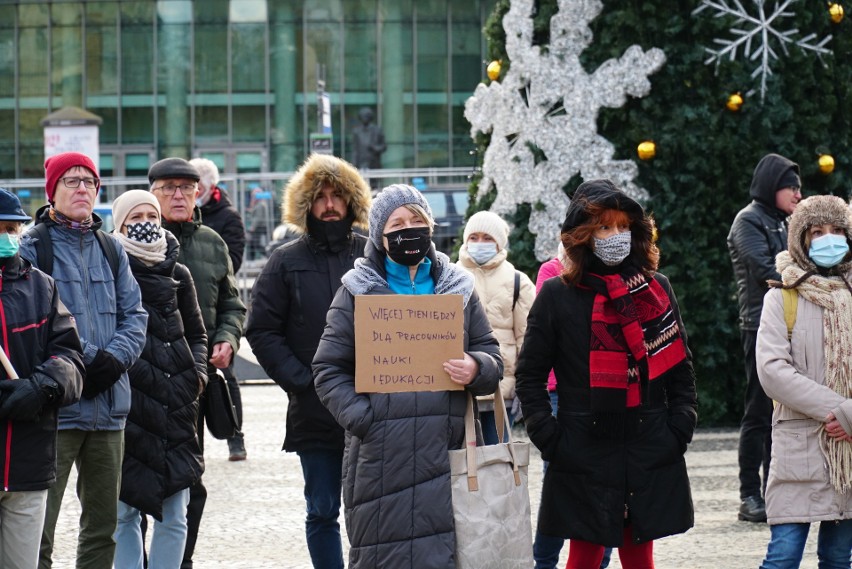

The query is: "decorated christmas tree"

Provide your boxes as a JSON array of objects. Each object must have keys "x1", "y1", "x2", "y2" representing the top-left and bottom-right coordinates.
[{"x1": 467, "y1": 0, "x2": 852, "y2": 424}]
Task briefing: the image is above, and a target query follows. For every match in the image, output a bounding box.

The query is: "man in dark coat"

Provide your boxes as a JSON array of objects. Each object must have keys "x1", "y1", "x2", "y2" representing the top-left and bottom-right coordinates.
[
  {"x1": 245, "y1": 153, "x2": 372, "y2": 569},
  {"x1": 727, "y1": 152, "x2": 801, "y2": 523},
  {"x1": 189, "y1": 157, "x2": 248, "y2": 461}
]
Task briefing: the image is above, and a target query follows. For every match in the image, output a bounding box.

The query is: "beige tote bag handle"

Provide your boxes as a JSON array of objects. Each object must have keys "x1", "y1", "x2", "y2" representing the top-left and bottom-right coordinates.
[{"x1": 463, "y1": 390, "x2": 521, "y2": 492}]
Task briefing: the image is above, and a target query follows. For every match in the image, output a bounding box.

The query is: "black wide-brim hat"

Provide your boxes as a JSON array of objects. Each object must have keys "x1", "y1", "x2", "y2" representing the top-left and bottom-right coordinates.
[
  {"x1": 561, "y1": 179, "x2": 644, "y2": 234},
  {"x1": 0, "y1": 188, "x2": 32, "y2": 222}
]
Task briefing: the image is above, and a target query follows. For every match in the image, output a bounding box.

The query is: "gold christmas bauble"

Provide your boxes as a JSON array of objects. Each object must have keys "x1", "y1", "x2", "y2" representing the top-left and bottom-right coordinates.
[
  {"x1": 819, "y1": 154, "x2": 836, "y2": 174},
  {"x1": 726, "y1": 92, "x2": 744, "y2": 112},
  {"x1": 487, "y1": 60, "x2": 502, "y2": 81},
  {"x1": 637, "y1": 141, "x2": 656, "y2": 161},
  {"x1": 830, "y1": 3, "x2": 844, "y2": 23}
]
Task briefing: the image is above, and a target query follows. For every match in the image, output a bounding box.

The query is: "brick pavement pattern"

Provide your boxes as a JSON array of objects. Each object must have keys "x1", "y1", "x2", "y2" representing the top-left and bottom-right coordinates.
[{"x1": 52, "y1": 384, "x2": 820, "y2": 568}]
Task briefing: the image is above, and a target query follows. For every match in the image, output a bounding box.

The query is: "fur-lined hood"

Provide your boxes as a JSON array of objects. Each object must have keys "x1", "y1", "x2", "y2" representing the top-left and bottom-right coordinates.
[
  {"x1": 783, "y1": 194, "x2": 852, "y2": 274},
  {"x1": 282, "y1": 154, "x2": 372, "y2": 233}
]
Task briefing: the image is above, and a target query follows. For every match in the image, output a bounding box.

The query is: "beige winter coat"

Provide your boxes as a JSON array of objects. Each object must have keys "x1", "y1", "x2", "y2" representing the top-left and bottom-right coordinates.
[
  {"x1": 756, "y1": 287, "x2": 852, "y2": 525},
  {"x1": 457, "y1": 246, "x2": 535, "y2": 405}
]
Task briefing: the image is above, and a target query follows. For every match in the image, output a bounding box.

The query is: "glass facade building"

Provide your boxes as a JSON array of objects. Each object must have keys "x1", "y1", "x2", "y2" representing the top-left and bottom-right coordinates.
[{"x1": 0, "y1": 0, "x2": 497, "y2": 179}]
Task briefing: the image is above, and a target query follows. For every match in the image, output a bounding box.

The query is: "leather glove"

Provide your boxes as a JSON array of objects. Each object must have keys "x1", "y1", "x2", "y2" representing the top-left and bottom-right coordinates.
[
  {"x1": 0, "y1": 378, "x2": 47, "y2": 421},
  {"x1": 83, "y1": 349, "x2": 125, "y2": 399}
]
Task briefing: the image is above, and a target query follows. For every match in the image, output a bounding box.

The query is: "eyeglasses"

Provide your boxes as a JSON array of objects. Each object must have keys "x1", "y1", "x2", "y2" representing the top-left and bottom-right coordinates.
[
  {"x1": 60, "y1": 177, "x2": 99, "y2": 189},
  {"x1": 152, "y1": 184, "x2": 197, "y2": 197},
  {"x1": 782, "y1": 186, "x2": 802, "y2": 195}
]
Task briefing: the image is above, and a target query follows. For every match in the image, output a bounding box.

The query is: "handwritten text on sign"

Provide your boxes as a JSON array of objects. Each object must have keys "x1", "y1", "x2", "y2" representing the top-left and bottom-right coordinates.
[{"x1": 355, "y1": 294, "x2": 464, "y2": 393}]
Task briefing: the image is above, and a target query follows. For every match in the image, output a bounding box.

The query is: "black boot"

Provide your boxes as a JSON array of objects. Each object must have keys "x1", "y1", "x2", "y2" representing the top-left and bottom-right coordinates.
[
  {"x1": 738, "y1": 495, "x2": 767, "y2": 522},
  {"x1": 228, "y1": 432, "x2": 247, "y2": 461}
]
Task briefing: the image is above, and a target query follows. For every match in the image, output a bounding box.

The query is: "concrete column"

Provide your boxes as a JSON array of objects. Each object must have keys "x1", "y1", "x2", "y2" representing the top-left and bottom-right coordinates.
[
  {"x1": 379, "y1": 0, "x2": 405, "y2": 169},
  {"x1": 158, "y1": 1, "x2": 190, "y2": 157},
  {"x1": 269, "y1": 3, "x2": 298, "y2": 172}
]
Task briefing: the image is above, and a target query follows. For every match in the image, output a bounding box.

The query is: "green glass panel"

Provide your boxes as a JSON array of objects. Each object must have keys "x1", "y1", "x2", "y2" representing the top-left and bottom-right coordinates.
[
  {"x1": 19, "y1": 27, "x2": 49, "y2": 97},
  {"x1": 200, "y1": 152, "x2": 226, "y2": 170},
  {"x1": 120, "y1": 2, "x2": 154, "y2": 24},
  {"x1": 19, "y1": 144, "x2": 45, "y2": 178},
  {"x1": 195, "y1": 106, "x2": 228, "y2": 141},
  {"x1": 233, "y1": 106, "x2": 266, "y2": 142},
  {"x1": 236, "y1": 152, "x2": 261, "y2": 173},
  {"x1": 343, "y1": 23, "x2": 377, "y2": 92},
  {"x1": 0, "y1": 30, "x2": 13, "y2": 97},
  {"x1": 232, "y1": 23, "x2": 266, "y2": 93},
  {"x1": 417, "y1": 0, "x2": 448, "y2": 20},
  {"x1": 451, "y1": 20, "x2": 481, "y2": 93},
  {"x1": 121, "y1": 26, "x2": 154, "y2": 94},
  {"x1": 18, "y1": 4, "x2": 48, "y2": 27},
  {"x1": 126, "y1": 153, "x2": 151, "y2": 170},
  {"x1": 122, "y1": 107, "x2": 154, "y2": 144},
  {"x1": 0, "y1": 7, "x2": 15, "y2": 29},
  {"x1": 86, "y1": 2, "x2": 117, "y2": 25},
  {"x1": 99, "y1": 154, "x2": 115, "y2": 177},
  {"x1": 194, "y1": 0, "x2": 227, "y2": 23},
  {"x1": 195, "y1": 25, "x2": 228, "y2": 93},
  {"x1": 343, "y1": 0, "x2": 376, "y2": 21},
  {"x1": 87, "y1": 25, "x2": 119, "y2": 96},
  {"x1": 51, "y1": 3, "x2": 82, "y2": 25},
  {"x1": 91, "y1": 107, "x2": 118, "y2": 144},
  {"x1": 229, "y1": 0, "x2": 267, "y2": 23},
  {"x1": 417, "y1": 23, "x2": 447, "y2": 91}
]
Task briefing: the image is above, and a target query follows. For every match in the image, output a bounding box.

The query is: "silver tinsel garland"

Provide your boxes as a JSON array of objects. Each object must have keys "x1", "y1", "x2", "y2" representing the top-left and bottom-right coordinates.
[{"x1": 465, "y1": 0, "x2": 665, "y2": 261}]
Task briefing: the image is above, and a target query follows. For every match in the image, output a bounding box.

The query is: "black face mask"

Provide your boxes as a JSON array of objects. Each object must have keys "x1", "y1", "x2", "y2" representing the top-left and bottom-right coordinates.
[{"x1": 383, "y1": 226, "x2": 431, "y2": 266}]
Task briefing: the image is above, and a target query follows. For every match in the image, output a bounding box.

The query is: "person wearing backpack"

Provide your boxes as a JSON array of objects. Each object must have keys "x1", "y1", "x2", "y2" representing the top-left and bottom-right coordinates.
[
  {"x1": 19, "y1": 151, "x2": 148, "y2": 569},
  {"x1": 456, "y1": 210, "x2": 535, "y2": 443},
  {"x1": 756, "y1": 195, "x2": 852, "y2": 568}
]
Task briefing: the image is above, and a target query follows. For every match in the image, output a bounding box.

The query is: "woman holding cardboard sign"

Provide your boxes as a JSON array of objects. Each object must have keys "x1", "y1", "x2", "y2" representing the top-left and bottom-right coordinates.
[
  {"x1": 516, "y1": 179, "x2": 698, "y2": 569},
  {"x1": 313, "y1": 184, "x2": 502, "y2": 569}
]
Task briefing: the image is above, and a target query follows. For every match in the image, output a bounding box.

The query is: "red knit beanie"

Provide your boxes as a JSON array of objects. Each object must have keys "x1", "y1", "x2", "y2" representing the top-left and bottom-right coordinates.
[{"x1": 44, "y1": 152, "x2": 100, "y2": 203}]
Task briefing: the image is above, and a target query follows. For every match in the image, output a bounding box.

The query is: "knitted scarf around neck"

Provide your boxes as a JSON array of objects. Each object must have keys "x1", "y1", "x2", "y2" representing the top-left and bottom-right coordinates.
[
  {"x1": 778, "y1": 251, "x2": 852, "y2": 493},
  {"x1": 49, "y1": 208, "x2": 93, "y2": 233},
  {"x1": 581, "y1": 267, "x2": 687, "y2": 412},
  {"x1": 113, "y1": 227, "x2": 167, "y2": 265}
]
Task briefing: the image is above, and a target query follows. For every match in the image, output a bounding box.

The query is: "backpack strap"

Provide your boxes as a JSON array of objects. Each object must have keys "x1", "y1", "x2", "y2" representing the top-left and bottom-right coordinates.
[
  {"x1": 28, "y1": 223, "x2": 54, "y2": 276},
  {"x1": 26, "y1": 223, "x2": 119, "y2": 281},
  {"x1": 512, "y1": 270, "x2": 520, "y2": 310},
  {"x1": 781, "y1": 288, "x2": 798, "y2": 341}
]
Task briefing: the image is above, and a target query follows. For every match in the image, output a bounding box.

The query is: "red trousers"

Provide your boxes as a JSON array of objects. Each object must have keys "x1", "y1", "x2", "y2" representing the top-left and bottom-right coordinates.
[{"x1": 566, "y1": 525, "x2": 654, "y2": 569}]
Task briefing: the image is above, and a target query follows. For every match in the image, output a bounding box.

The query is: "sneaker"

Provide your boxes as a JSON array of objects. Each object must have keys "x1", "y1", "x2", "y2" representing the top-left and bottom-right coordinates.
[
  {"x1": 738, "y1": 495, "x2": 767, "y2": 522},
  {"x1": 228, "y1": 434, "x2": 247, "y2": 462}
]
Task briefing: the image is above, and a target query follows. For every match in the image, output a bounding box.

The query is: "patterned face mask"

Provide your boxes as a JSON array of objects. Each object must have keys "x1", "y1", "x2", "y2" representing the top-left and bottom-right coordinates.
[
  {"x1": 592, "y1": 230, "x2": 632, "y2": 266},
  {"x1": 125, "y1": 221, "x2": 162, "y2": 244}
]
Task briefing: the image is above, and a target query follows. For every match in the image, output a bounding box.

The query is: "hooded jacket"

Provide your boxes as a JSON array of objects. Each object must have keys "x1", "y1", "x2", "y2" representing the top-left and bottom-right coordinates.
[
  {"x1": 19, "y1": 208, "x2": 148, "y2": 431},
  {"x1": 119, "y1": 232, "x2": 208, "y2": 520},
  {"x1": 756, "y1": 195, "x2": 852, "y2": 525},
  {"x1": 199, "y1": 187, "x2": 245, "y2": 273},
  {"x1": 728, "y1": 153, "x2": 800, "y2": 330},
  {"x1": 0, "y1": 254, "x2": 84, "y2": 491},
  {"x1": 245, "y1": 154, "x2": 372, "y2": 452}
]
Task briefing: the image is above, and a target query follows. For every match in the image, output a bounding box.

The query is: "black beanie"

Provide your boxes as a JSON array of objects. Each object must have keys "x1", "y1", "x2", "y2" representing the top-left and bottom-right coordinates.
[{"x1": 776, "y1": 168, "x2": 801, "y2": 191}]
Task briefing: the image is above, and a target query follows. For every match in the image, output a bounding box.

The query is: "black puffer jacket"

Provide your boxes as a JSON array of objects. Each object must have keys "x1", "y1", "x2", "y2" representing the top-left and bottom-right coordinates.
[
  {"x1": 200, "y1": 187, "x2": 246, "y2": 273},
  {"x1": 246, "y1": 233, "x2": 367, "y2": 452},
  {"x1": 119, "y1": 232, "x2": 208, "y2": 520},
  {"x1": 312, "y1": 242, "x2": 502, "y2": 569},
  {"x1": 516, "y1": 268, "x2": 697, "y2": 546},
  {"x1": 728, "y1": 153, "x2": 799, "y2": 330},
  {"x1": 0, "y1": 255, "x2": 84, "y2": 491}
]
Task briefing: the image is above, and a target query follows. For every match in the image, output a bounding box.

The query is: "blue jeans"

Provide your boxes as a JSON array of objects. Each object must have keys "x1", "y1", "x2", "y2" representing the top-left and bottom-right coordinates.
[
  {"x1": 480, "y1": 406, "x2": 515, "y2": 445},
  {"x1": 298, "y1": 449, "x2": 344, "y2": 569},
  {"x1": 114, "y1": 488, "x2": 191, "y2": 569},
  {"x1": 760, "y1": 520, "x2": 852, "y2": 569}
]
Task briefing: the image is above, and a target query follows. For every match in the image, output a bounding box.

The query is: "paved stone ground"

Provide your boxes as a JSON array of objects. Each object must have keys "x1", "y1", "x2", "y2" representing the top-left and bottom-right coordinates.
[{"x1": 52, "y1": 383, "x2": 821, "y2": 568}]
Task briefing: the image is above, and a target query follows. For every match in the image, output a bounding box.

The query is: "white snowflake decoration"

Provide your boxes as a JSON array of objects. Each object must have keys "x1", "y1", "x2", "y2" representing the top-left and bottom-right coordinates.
[
  {"x1": 464, "y1": 0, "x2": 665, "y2": 262},
  {"x1": 694, "y1": 0, "x2": 832, "y2": 102}
]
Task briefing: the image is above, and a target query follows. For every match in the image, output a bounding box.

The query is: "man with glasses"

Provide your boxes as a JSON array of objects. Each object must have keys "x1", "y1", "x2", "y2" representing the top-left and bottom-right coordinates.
[
  {"x1": 19, "y1": 151, "x2": 148, "y2": 569},
  {"x1": 727, "y1": 153, "x2": 802, "y2": 524},
  {"x1": 147, "y1": 158, "x2": 246, "y2": 569}
]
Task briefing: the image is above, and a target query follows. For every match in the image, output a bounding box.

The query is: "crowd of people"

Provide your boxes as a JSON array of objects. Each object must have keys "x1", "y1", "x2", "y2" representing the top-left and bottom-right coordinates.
[{"x1": 0, "y1": 148, "x2": 849, "y2": 569}]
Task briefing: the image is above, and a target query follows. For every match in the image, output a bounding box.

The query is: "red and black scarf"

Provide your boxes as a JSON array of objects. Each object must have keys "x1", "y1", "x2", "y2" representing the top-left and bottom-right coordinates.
[{"x1": 582, "y1": 268, "x2": 687, "y2": 411}]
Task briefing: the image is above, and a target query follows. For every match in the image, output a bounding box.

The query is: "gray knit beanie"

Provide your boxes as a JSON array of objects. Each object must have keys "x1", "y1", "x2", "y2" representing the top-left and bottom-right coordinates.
[{"x1": 369, "y1": 184, "x2": 433, "y2": 249}]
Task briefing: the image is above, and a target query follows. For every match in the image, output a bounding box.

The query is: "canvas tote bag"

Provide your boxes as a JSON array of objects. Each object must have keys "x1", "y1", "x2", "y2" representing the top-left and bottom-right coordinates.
[{"x1": 449, "y1": 391, "x2": 533, "y2": 568}]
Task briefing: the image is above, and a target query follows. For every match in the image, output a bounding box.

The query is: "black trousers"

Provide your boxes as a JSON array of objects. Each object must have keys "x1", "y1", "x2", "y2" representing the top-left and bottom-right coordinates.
[
  {"x1": 737, "y1": 329, "x2": 773, "y2": 499},
  {"x1": 181, "y1": 411, "x2": 207, "y2": 569}
]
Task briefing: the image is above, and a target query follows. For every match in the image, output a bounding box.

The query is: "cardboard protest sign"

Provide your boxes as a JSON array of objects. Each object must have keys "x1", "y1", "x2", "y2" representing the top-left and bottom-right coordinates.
[{"x1": 354, "y1": 294, "x2": 464, "y2": 393}]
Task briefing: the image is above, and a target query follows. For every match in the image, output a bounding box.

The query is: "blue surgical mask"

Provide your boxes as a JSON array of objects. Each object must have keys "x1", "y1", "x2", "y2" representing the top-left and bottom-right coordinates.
[
  {"x1": 468, "y1": 242, "x2": 498, "y2": 265},
  {"x1": 0, "y1": 233, "x2": 19, "y2": 258},
  {"x1": 809, "y1": 233, "x2": 849, "y2": 268}
]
